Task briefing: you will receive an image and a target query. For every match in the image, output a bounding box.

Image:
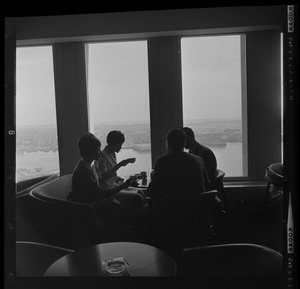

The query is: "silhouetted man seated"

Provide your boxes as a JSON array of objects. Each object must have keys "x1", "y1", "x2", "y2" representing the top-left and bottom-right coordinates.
[
  {"x1": 148, "y1": 128, "x2": 208, "y2": 198},
  {"x1": 183, "y1": 127, "x2": 217, "y2": 185},
  {"x1": 68, "y1": 132, "x2": 143, "y2": 237},
  {"x1": 147, "y1": 128, "x2": 211, "y2": 258}
]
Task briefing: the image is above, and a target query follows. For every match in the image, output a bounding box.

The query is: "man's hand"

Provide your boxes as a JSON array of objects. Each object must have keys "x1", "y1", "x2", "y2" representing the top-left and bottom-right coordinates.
[{"x1": 124, "y1": 175, "x2": 139, "y2": 187}]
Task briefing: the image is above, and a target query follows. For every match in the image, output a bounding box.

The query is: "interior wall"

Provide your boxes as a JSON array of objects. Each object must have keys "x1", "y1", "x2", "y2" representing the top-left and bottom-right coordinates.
[
  {"x1": 15, "y1": 6, "x2": 284, "y2": 45},
  {"x1": 246, "y1": 30, "x2": 282, "y2": 180}
]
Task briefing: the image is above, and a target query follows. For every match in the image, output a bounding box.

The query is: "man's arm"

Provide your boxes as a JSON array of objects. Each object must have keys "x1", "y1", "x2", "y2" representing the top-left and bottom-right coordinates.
[
  {"x1": 96, "y1": 158, "x2": 135, "y2": 181},
  {"x1": 147, "y1": 158, "x2": 165, "y2": 199}
]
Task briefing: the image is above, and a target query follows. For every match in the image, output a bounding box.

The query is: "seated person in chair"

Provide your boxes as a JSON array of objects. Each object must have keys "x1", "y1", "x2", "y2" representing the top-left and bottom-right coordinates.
[
  {"x1": 94, "y1": 130, "x2": 136, "y2": 189},
  {"x1": 183, "y1": 127, "x2": 226, "y2": 209},
  {"x1": 147, "y1": 129, "x2": 212, "y2": 256},
  {"x1": 68, "y1": 133, "x2": 144, "y2": 233},
  {"x1": 183, "y1": 126, "x2": 217, "y2": 185},
  {"x1": 148, "y1": 128, "x2": 208, "y2": 199}
]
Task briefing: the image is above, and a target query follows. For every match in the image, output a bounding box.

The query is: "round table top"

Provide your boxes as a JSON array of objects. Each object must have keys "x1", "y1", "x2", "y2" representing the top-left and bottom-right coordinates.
[{"x1": 44, "y1": 242, "x2": 177, "y2": 277}]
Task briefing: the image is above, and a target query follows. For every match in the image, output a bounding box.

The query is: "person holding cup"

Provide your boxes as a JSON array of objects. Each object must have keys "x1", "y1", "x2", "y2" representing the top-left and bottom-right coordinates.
[
  {"x1": 68, "y1": 132, "x2": 143, "y2": 239},
  {"x1": 93, "y1": 130, "x2": 147, "y2": 234},
  {"x1": 94, "y1": 130, "x2": 145, "y2": 215},
  {"x1": 94, "y1": 130, "x2": 136, "y2": 189}
]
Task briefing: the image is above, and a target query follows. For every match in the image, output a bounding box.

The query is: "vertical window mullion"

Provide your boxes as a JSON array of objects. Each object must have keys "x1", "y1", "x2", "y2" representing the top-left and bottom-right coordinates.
[
  {"x1": 53, "y1": 42, "x2": 89, "y2": 176},
  {"x1": 148, "y1": 36, "x2": 183, "y2": 163},
  {"x1": 240, "y1": 35, "x2": 248, "y2": 177}
]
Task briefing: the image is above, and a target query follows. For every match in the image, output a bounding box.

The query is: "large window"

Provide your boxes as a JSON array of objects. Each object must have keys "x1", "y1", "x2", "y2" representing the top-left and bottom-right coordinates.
[
  {"x1": 181, "y1": 35, "x2": 247, "y2": 177},
  {"x1": 87, "y1": 41, "x2": 151, "y2": 177},
  {"x1": 16, "y1": 46, "x2": 59, "y2": 182}
]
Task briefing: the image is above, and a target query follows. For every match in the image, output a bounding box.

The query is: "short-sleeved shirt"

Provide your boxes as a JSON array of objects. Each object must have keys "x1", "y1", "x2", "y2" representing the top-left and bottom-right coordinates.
[{"x1": 95, "y1": 146, "x2": 119, "y2": 189}]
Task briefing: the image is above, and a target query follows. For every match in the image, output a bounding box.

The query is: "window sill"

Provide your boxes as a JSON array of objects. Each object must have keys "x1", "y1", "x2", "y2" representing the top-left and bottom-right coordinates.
[{"x1": 224, "y1": 180, "x2": 266, "y2": 188}]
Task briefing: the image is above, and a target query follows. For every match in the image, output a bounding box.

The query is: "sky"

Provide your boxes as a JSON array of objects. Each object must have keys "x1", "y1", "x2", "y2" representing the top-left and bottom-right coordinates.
[
  {"x1": 16, "y1": 46, "x2": 56, "y2": 126},
  {"x1": 16, "y1": 35, "x2": 242, "y2": 127}
]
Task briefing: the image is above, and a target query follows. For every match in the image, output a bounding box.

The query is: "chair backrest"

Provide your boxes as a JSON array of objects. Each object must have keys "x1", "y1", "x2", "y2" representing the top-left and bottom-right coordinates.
[
  {"x1": 16, "y1": 174, "x2": 60, "y2": 242},
  {"x1": 215, "y1": 169, "x2": 225, "y2": 182},
  {"x1": 265, "y1": 163, "x2": 284, "y2": 186},
  {"x1": 183, "y1": 243, "x2": 283, "y2": 277},
  {"x1": 16, "y1": 173, "x2": 59, "y2": 197},
  {"x1": 31, "y1": 174, "x2": 72, "y2": 201},
  {"x1": 16, "y1": 241, "x2": 73, "y2": 276},
  {"x1": 29, "y1": 174, "x2": 99, "y2": 219},
  {"x1": 148, "y1": 190, "x2": 218, "y2": 239},
  {"x1": 28, "y1": 174, "x2": 101, "y2": 249}
]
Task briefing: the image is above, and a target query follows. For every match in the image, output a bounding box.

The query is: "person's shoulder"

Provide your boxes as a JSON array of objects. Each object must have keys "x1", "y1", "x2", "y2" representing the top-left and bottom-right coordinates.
[
  {"x1": 154, "y1": 153, "x2": 169, "y2": 165},
  {"x1": 182, "y1": 151, "x2": 193, "y2": 159},
  {"x1": 196, "y1": 141, "x2": 207, "y2": 150},
  {"x1": 191, "y1": 153, "x2": 205, "y2": 163},
  {"x1": 73, "y1": 159, "x2": 84, "y2": 171},
  {"x1": 181, "y1": 151, "x2": 199, "y2": 164},
  {"x1": 188, "y1": 153, "x2": 205, "y2": 167},
  {"x1": 73, "y1": 160, "x2": 92, "y2": 176},
  {"x1": 77, "y1": 159, "x2": 91, "y2": 169},
  {"x1": 198, "y1": 142, "x2": 215, "y2": 154}
]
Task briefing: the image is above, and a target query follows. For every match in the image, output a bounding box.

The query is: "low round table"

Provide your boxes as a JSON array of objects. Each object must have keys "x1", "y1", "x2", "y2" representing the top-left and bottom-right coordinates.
[{"x1": 44, "y1": 242, "x2": 177, "y2": 277}]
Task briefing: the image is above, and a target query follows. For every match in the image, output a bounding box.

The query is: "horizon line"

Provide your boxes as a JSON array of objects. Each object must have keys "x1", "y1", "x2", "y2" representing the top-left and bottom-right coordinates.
[{"x1": 16, "y1": 117, "x2": 242, "y2": 127}]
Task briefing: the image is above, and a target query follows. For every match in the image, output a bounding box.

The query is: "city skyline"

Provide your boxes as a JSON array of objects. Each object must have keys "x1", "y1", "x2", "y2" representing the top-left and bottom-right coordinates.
[
  {"x1": 16, "y1": 115, "x2": 242, "y2": 128},
  {"x1": 16, "y1": 117, "x2": 243, "y2": 153},
  {"x1": 16, "y1": 117, "x2": 245, "y2": 181}
]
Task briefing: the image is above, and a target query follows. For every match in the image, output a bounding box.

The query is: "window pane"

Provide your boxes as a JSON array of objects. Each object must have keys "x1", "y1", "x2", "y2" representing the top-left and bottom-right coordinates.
[
  {"x1": 16, "y1": 46, "x2": 59, "y2": 182},
  {"x1": 87, "y1": 41, "x2": 151, "y2": 177},
  {"x1": 181, "y1": 35, "x2": 246, "y2": 177}
]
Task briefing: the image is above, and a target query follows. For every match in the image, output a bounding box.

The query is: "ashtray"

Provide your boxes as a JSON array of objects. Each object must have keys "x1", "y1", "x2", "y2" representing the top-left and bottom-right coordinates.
[{"x1": 102, "y1": 257, "x2": 129, "y2": 275}]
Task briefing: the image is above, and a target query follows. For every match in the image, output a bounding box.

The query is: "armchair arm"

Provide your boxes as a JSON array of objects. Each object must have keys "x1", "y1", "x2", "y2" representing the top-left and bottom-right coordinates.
[
  {"x1": 16, "y1": 174, "x2": 59, "y2": 197},
  {"x1": 29, "y1": 188, "x2": 122, "y2": 248},
  {"x1": 29, "y1": 190, "x2": 99, "y2": 248}
]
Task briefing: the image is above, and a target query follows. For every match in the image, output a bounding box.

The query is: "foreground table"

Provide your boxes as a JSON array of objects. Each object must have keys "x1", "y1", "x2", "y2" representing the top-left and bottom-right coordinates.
[{"x1": 44, "y1": 242, "x2": 177, "y2": 277}]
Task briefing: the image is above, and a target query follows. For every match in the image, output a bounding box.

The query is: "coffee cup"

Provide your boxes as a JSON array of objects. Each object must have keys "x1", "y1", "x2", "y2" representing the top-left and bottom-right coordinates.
[{"x1": 141, "y1": 171, "x2": 147, "y2": 180}]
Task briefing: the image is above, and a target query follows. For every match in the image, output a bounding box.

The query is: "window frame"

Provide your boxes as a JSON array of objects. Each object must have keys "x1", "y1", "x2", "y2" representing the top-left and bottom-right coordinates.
[{"x1": 15, "y1": 11, "x2": 283, "y2": 183}]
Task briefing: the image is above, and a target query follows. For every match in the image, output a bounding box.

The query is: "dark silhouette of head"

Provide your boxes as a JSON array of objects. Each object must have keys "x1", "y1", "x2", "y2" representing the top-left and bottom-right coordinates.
[
  {"x1": 106, "y1": 130, "x2": 125, "y2": 146},
  {"x1": 182, "y1": 127, "x2": 196, "y2": 149},
  {"x1": 166, "y1": 128, "x2": 186, "y2": 152},
  {"x1": 78, "y1": 132, "x2": 101, "y2": 158},
  {"x1": 106, "y1": 130, "x2": 125, "y2": 153}
]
